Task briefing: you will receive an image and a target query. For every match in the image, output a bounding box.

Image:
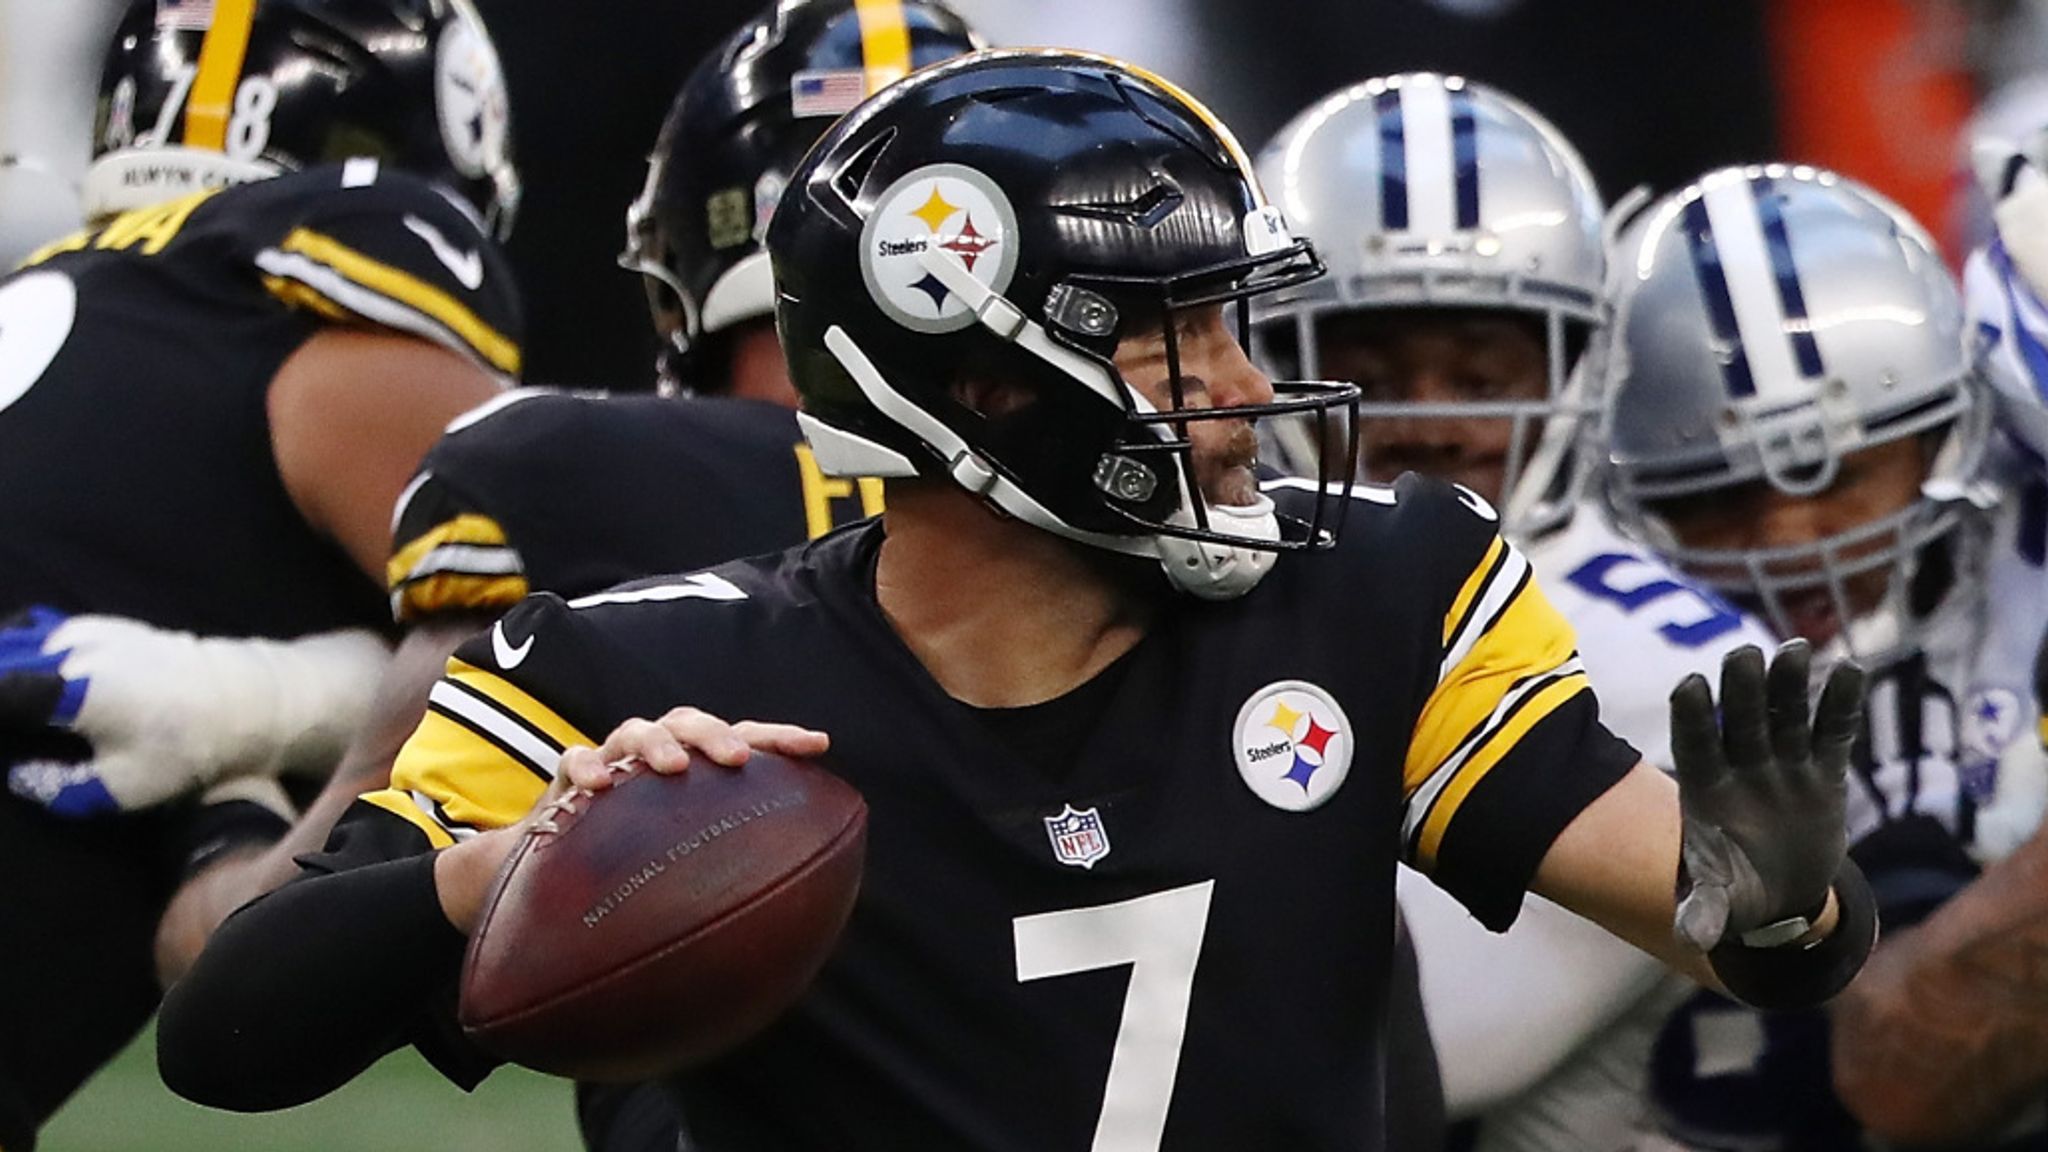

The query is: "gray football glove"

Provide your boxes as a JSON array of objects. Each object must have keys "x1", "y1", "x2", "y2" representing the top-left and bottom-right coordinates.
[{"x1": 1670, "y1": 640, "x2": 1865, "y2": 952}]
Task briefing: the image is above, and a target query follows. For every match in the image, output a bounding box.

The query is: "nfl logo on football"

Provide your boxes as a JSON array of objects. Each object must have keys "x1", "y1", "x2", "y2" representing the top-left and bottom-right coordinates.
[{"x1": 1043, "y1": 804, "x2": 1110, "y2": 869}]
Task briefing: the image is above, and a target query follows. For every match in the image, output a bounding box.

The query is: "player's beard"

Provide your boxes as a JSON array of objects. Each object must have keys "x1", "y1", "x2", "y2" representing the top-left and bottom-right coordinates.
[{"x1": 1194, "y1": 418, "x2": 1263, "y2": 508}]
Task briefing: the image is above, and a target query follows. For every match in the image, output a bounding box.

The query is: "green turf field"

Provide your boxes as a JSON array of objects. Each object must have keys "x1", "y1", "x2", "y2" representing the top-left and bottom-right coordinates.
[{"x1": 38, "y1": 1023, "x2": 580, "y2": 1152}]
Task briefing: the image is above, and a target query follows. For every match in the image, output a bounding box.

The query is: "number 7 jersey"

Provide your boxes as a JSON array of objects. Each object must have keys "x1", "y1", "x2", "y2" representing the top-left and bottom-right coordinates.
[{"x1": 339, "y1": 474, "x2": 1640, "y2": 1151}]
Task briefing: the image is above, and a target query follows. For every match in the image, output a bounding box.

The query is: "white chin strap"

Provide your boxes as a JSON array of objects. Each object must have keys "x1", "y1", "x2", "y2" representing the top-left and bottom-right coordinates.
[{"x1": 1156, "y1": 495, "x2": 1281, "y2": 600}]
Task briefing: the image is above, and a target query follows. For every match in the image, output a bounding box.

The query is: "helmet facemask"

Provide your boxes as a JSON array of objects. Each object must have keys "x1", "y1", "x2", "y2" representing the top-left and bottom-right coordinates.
[{"x1": 1609, "y1": 365, "x2": 1994, "y2": 668}]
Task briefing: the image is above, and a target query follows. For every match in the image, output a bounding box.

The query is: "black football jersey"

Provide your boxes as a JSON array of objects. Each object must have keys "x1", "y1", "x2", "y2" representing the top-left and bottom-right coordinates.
[
  {"x1": 331, "y1": 473, "x2": 1636, "y2": 1150},
  {"x1": 384, "y1": 390, "x2": 882, "y2": 621},
  {"x1": 0, "y1": 162, "x2": 522, "y2": 636}
]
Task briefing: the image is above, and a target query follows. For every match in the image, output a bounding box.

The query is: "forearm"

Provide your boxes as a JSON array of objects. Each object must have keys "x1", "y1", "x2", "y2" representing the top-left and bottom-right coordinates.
[
  {"x1": 1832, "y1": 833, "x2": 2048, "y2": 1144},
  {"x1": 155, "y1": 851, "x2": 483, "y2": 1110},
  {"x1": 152, "y1": 618, "x2": 483, "y2": 987},
  {"x1": 1531, "y1": 762, "x2": 1724, "y2": 990}
]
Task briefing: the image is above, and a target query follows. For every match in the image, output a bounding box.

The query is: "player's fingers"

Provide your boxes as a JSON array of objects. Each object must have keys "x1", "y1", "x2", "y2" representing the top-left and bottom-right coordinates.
[
  {"x1": 653, "y1": 706, "x2": 751, "y2": 768},
  {"x1": 559, "y1": 745, "x2": 626, "y2": 791},
  {"x1": 1810, "y1": 661, "x2": 1867, "y2": 774},
  {"x1": 595, "y1": 716, "x2": 693, "y2": 774},
  {"x1": 1764, "y1": 639, "x2": 1813, "y2": 768},
  {"x1": 729, "y1": 720, "x2": 830, "y2": 759},
  {"x1": 1718, "y1": 646, "x2": 1772, "y2": 775},
  {"x1": 1669, "y1": 673, "x2": 1727, "y2": 793}
]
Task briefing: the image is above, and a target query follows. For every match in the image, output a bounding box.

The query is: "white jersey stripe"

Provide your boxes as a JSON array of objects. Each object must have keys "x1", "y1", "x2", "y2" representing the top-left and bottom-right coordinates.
[
  {"x1": 426, "y1": 679, "x2": 560, "y2": 778},
  {"x1": 1441, "y1": 542, "x2": 1531, "y2": 683}
]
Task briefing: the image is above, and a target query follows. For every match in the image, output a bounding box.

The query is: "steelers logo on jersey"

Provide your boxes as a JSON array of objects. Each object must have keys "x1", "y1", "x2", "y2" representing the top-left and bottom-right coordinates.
[
  {"x1": 1233, "y1": 680, "x2": 1353, "y2": 811},
  {"x1": 859, "y1": 163, "x2": 1018, "y2": 334}
]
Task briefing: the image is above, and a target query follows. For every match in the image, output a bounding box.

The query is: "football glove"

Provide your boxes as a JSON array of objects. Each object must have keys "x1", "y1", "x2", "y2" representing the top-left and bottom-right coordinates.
[
  {"x1": 0, "y1": 607, "x2": 390, "y2": 817},
  {"x1": 1671, "y1": 640, "x2": 1865, "y2": 952}
]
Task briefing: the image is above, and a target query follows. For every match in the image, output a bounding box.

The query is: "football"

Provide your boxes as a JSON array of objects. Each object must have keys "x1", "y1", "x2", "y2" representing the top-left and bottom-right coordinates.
[{"x1": 458, "y1": 751, "x2": 867, "y2": 1080}]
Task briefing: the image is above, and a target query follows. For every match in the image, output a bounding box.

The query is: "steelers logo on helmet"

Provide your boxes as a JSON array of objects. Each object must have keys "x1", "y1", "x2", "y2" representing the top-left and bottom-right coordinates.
[
  {"x1": 860, "y1": 162, "x2": 1018, "y2": 334},
  {"x1": 1233, "y1": 680, "x2": 1353, "y2": 811},
  {"x1": 434, "y1": 4, "x2": 511, "y2": 181}
]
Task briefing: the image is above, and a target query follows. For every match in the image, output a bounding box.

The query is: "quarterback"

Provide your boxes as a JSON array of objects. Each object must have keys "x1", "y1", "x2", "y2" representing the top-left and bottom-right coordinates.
[{"x1": 164, "y1": 52, "x2": 1873, "y2": 1150}]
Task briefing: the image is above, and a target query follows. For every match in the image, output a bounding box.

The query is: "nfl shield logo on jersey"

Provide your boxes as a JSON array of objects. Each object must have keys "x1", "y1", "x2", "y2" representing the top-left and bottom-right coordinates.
[{"x1": 1043, "y1": 804, "x2": 1111, "y2": 869}]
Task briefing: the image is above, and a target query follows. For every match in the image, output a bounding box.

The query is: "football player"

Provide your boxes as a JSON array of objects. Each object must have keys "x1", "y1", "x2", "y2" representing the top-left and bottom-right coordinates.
[
  {"x1": 0, "y1": 0, "x2": 522, "y2": 1145},
  {"x1": 1786, "y1": 143, "x2": 2048, "y2": 1146},
  {"x1": 161, "y1": 51, "x2": 1875, "y2": 1150},
  {"x1": 1599, "y1": 164, "x2": 2047, "y2": 1148},
  {"x1": 1250, "y1": 74, "x2": 1779, "y2": 1152},
  {"x1": 144, "y1": 1, "x2": 983, "y2": 1147}
]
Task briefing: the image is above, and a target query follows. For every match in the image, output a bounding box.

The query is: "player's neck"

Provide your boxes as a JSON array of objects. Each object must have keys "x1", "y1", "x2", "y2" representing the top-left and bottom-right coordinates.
[{"x1": 874, "y1": 486, "x2": 1153, "y2": 709}]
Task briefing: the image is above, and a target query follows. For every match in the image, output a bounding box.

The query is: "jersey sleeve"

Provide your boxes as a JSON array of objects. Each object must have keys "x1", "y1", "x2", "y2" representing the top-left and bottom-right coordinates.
[
  {"x1": 383, "y1": 393, "x2": 558, "y2": 623},
  {"x1": 244, "y1": 163, "x2": 524, "y2": 376},
  {"x1": 1398, "y1": 486, "x2": 1641, "y2": 931},
  {"x1": 355, "y1": 592, "x2": 606, "y2": 848}
]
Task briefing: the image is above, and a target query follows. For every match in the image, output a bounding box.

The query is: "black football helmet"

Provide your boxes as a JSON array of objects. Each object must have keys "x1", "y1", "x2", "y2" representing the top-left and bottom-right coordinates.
[
  {"x1": 770, "y1": 49, "x2": 1361, "y2": 599},
  {"x1": 88, "y1": 0, "x2": 518, "y2": 237},
  {"x1": 621, "y1": 0, "x2": 983, "y2": 390}
]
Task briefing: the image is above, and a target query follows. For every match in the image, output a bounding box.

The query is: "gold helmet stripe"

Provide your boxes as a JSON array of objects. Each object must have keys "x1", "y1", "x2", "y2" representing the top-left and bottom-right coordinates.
[
  {"x1": 183, "y1": 0, "x2": 259, "y2": 151},
  {"x1": 854, "y1": 0, "x2": 913, "y2": 94}
]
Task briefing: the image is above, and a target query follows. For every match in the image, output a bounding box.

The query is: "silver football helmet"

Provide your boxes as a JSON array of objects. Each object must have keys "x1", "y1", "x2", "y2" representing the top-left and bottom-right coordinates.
[
  {"x1": 1252, "y1": 72, "x2": 1606, "y2": 534},
  {"x1": 1600, "y1": 164, "x2": 1993, "y2": 665}
]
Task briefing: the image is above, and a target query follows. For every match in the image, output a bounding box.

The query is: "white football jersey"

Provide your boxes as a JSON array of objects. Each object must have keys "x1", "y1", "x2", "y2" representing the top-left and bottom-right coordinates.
[
  {"x1": 1401, "y1": 506, "x2": 1776, "y2": 1152},
  {"x1": 1849, "y1": 457, "x2": 2048, "y2": 863}
]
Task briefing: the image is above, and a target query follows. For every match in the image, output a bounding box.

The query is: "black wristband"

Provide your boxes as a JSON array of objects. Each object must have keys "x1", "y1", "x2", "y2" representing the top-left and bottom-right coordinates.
[
  {"x1": 178, "y1": 798, "x2": 292, "y2": 881},
  {"x1": 1708, "y1": 856, "x2": 1879, "y2": 1011}
]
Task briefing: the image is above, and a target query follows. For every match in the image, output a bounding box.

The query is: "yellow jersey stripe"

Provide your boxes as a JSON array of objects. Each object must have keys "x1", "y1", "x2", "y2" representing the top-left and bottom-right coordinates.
[
  {"x1": 360, "y1": 788, "x2": 457, "y2": 850},
  {"x1": 387, "y1": 513, "x2": 514, "y2": 590},
  {"x1": 444, "y1": 659, "x2": 594, "y2": 753},
  {"x1": 393, "y1": 573, "x2": 531, "y2": 623},
  {"x1": 1442, "y1": 535, "x2": 1507, "y2": 648},
  {"x1": 854, "y1": 0, "x2": 913, "y2": 92},
  {"x1": 183, "y1": 0, "x2": 258, "y2": 150},
  {"x1": 1407, "y1": 568, "x2": 1572, "y2": 792},
  {"x1": 389, "y1": 709, "x2": 551, "y2": 832},
  {"x1": 1414, "y1": 672, "x2": 1590, "y2": 866},
  {"x1": 276, "y1": 228, "x2": 521, "y2": 373},
  {"x1": 262, "y1": 275, "x2": 352, "y2": 322}
]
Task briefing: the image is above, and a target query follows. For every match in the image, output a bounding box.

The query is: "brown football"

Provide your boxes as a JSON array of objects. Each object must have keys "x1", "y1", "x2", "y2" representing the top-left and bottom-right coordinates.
[{"x1": 458, "y1": 752, "x2": 866, "y2": 1081}]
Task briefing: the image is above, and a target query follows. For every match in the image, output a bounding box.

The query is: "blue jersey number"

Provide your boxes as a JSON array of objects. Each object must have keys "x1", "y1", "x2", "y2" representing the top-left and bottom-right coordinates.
[{"x1": 1565, "y1": 552, "x2": 1745, "y2": 649}]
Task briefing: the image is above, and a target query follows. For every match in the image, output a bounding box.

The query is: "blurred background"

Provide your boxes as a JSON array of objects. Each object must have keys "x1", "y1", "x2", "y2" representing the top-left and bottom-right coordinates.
[{"x1": 6, "y1": 0, "x2": 2046, "y2": 1146}]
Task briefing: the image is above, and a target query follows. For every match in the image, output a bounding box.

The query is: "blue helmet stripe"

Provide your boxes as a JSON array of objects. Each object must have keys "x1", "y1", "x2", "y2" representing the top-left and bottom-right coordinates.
[
  {"x1": 1680, "y1": 196, "x2": 1758, "y2": 398},
  {"x1": 1448, "y1": 86, "x2": 1480, "y2": 230},
  {"x1": 1751, "y1": 176, "x2": 1825, "y2": 378},
  {"x1": 1374, "y1": 87, "x2": 1408, "y2": 230}
]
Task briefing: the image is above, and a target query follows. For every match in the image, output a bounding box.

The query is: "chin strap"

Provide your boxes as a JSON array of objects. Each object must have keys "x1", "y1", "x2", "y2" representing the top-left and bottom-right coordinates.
[{"x1": 1155, "y1": 495, "x2": 1281, "y2": 599}]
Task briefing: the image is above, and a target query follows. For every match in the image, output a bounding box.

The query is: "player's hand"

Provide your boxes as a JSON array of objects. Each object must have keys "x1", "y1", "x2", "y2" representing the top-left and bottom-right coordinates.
[
  {"x1": 435, "y1": 709, "x2": 830, "y2": 933},
  {"x1": 558, "y1": 706, "x2": 831, "y2": 792},
  {"x1": 1670, "y1": 640, "x2": 1864, "y2": 952},
  {"x1": 0, "y1": 607, "x2": 388, "y2": 817}
]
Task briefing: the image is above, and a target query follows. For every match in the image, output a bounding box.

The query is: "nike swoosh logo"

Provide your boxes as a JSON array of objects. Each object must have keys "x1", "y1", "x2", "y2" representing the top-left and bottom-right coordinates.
[
  {"x1": 404, "y1": 215, "x2": 484, "y2": 291},
  {"x1": 491, "y1": 620, "x2": 534, "y2": 669}
]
